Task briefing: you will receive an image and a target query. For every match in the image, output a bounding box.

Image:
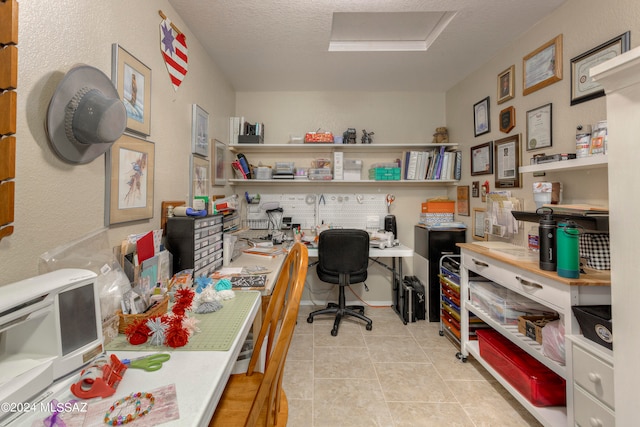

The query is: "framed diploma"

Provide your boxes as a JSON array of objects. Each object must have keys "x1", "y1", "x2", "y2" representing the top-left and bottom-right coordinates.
[
  {"x1": 472, "y1": 208, "x2": 487, "y2": 241},
  {"x1": 570, "y1": 32, "x2": 630, "y2": 105},
  {"x1": 471, "y1": 141, "x2": 493, "y2": 176},
  {"x1": 526, "y1": 103, "x2": 552, "y2": 151},
  {"x1": 523, "y1": 35, "x2": 563, "y2": 96},
  {"x1": 494, "y1": 134, "x2": 521, "y2": 188}
]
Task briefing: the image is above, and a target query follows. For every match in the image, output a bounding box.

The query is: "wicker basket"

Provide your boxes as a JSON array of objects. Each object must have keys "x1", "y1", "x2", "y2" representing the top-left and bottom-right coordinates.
[{"x1": 116, "y1": 295, "x2": 169, "y2": 334}]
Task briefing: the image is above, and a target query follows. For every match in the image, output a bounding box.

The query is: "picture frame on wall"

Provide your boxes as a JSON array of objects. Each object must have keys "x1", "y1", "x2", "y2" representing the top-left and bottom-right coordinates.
[
  {"x1": 192, "y1": 104, "x2": 209, "y2": 157},
  {"x1": 112, "y1": 44, "x2": 151, "y2": 136},
  {"x1": 213, "y1": 139, "x2": 226, "y2": 186},
  {"x1": 471, "y1": 141, "x2": 493, "y2": 176},
  {"x1": 523, "y1": 34, "x2": 563, "y2": 96},
  {"x1": 526, "y1": 103, "x2": 552, "y2": 151},
  {"x1": 472, "y1": 181, "x2": 480, "y2": 198},
  {"x1": 499, "y1": 106, "x2": 515, "y2": 134},
  {"x1": 190, "y1": 155, "x2": 209, "y2": 204},
  {"x1": 570, "y1": 31, "x2": 630, "y2": 105},
  {"x1": 472, "y1": 208, "x2": 487, "y2": 241},
  {"x1": 457, "y1": 186, "x2": 470, "y2": 216},
  {"x1": 494, "y1": 134, "x2": 521, "y2": 188},
  {"x1": 497, "y1": 65, "x2": 515, "y2": 104},
  {"x1": 473, "y1": 97, "x2": 490, "y2": 137},
  {"x1": 105, "y1": 134, "x2": 155, "y2": 225}
]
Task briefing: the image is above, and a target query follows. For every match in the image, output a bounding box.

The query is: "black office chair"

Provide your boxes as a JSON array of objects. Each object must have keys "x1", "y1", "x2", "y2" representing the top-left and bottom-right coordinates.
[{"x1": 306, "y1": 229, "x2": 373, "y2": 336}]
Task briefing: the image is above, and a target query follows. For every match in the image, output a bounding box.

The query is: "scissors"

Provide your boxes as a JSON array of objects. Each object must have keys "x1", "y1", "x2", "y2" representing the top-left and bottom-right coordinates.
[
  {"x1": 122, "y1": 353, "x2": 170, "y2": 371},
  {"x1": 385, "y1": 194, "x2": 395, "y2": 212}
]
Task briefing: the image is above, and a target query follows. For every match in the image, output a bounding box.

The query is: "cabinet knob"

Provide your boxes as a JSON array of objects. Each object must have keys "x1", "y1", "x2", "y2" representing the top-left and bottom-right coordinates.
[
  {"x1": 589, "y1": 417, "x2": 603, "y2": 427},
  {"x1": 588, "y1": 372, "x2": 601, "y2": 383}
]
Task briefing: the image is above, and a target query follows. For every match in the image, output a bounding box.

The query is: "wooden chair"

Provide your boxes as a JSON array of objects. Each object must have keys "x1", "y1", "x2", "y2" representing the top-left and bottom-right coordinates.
[{"x1": 210, "y1": 242, "x2": 308, "y2": 427}]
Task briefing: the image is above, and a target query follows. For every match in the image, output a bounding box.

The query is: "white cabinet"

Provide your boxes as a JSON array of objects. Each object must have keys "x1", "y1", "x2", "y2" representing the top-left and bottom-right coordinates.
[
  {"x1": 567, "y1": 335, "x2": 615, "y2": 426},
  {"x1": 227, "y1": 143, "x2": 459, "y2": 185},
  {"x1": 458, "y1": 243, "x2": 611, "y2": 427}
]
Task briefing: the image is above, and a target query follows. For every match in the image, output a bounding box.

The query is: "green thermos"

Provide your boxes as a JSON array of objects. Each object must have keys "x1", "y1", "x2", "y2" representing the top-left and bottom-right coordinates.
[{"x1": 557, "y1": 221, "x2": 580, "y2": 278}]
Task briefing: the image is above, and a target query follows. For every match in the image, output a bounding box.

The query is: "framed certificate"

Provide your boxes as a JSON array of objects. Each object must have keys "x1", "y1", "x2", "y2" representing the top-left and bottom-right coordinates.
[
  {"x1": 494, "y1": 134, "x2": 521, "y2": 188},
  {"x1": 570, "y1": 32, "x2": 630, "y2": 105},
  {"x1": 526, "y1": 103, "x2": 552, "y2": 151},
  {"x1": 523, "y1": 35, "x2": 563, "y2": 96}
]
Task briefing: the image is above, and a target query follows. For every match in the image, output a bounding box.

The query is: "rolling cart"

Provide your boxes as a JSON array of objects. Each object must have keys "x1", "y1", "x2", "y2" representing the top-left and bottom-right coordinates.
[{"x1": 439, "y1": 255, "x2": 489, "y2": 360}]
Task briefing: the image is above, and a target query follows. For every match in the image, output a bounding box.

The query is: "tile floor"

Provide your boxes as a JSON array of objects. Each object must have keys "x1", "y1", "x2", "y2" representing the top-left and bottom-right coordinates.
[{"x1": 283, "y1": 304, "x2": 543, "y2": 427}]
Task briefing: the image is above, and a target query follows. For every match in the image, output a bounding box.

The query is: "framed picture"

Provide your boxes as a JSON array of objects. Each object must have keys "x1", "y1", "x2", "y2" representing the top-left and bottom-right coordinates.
[
  {"x1": 192, "y1": 104, "x2": 209, "y2": 157},
  {"x1": 472, "y1": 208, "x2": 487, "y2": 241},
  {"x1": 499, "y1": 106, "x2": 515, "y2": 133},
  {"x1": 105, "y1": 134, "x2": 155, "y2": 225},
  {"x1": 213, "y1": 139, "x2": 226, "y2": 186},
  {"x1": 526, "y1": 103, "x2": 552, "y2": 151},
  {"x1": 473, "y1": 97, "x2": 490, "y2": 137},
  {"x1": 190, "y1": 155, "x2": 209, "y2": 203},
  {"x1": 570, "y1": 31, "x2": 630, "y2": 105},
  {"x1": 497, "y1": 65, "x2": 515, "y2": 104},
  {"x1": 494, "y1": 134, "x2": 521, "y2": 188},
  {"x1": 471, "y1": 141, "x2": 493, "y2": 176},
  {"x1": 472, "y1": 181, "x2": 480, "y2": 198},
  {"x1": 112, "y1": 44, "x2": 151, "y2": 136},
  {"x1": 523, "y1": 34, "x2": 563, "y2": 96},
  {"x1": 457, "y1": 186, "x2": 470, "y2": 216}
]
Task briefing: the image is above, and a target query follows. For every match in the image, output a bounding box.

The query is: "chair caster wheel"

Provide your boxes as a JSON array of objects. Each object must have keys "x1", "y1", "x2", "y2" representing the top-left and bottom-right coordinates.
[
  {"x1": 365, "y1": 324, "x2": 372, "y2": 331},
  {"x1": 331, "y1": 329, "x2": 338, "y2": 336},
  {"x1": 307, "y1": 316, "x2": 313, "y2": 323}
]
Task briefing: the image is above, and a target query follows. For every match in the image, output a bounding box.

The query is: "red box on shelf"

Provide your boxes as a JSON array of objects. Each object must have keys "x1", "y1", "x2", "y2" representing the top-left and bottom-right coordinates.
[{"x1": 476, "y1": 329, "x2": 566, "y2": 407}]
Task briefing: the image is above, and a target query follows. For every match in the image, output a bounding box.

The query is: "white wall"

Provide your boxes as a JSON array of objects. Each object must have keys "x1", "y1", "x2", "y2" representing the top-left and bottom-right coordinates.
[{"x1": 1, "y1": 0, "x2": 235, "y2": 285}]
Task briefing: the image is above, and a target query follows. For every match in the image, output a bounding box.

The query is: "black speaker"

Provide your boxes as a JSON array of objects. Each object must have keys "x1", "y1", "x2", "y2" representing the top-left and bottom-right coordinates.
[{"x1": 385, "y1": 215, "x2": 397, "y2": 239}]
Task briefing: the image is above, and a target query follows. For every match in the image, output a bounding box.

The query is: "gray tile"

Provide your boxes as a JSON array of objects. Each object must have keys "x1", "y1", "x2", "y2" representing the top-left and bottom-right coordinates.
[
  {"x1": 365, "y1": 334, "x2": 426, "y2": 363},
  {"x1": 283, "y1": 359, "x2": 314, "y2": 399},
  {"x1": 289, "y1": 332, "x2": 314, "y2": 361},
  {"x1": 287, "y1": 398, "x2": 313, "y2": 427}
]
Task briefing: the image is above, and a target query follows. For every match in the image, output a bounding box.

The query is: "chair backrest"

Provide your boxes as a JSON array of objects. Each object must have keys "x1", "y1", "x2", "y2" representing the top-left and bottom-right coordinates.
[
  {"x1": 318, "y1": 229, "x2": 369, "y2": 276},
  {"x1": 245, "y1": 242, "x2": 308, "y2": 426}
]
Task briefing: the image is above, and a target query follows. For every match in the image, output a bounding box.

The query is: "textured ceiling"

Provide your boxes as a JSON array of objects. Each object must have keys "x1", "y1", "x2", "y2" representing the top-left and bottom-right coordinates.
[{"x1": 168, "y1": 0, "x2": 566, "y2": 92}]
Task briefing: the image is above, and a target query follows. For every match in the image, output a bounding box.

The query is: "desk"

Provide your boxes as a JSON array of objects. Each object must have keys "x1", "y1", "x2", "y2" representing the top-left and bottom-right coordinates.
[
  {"x1": 2, "y1": 291, "x2": 261, "y2": 427},
  {"x1": 308, "y1": 243, "x2": 414, "y2": 323}
]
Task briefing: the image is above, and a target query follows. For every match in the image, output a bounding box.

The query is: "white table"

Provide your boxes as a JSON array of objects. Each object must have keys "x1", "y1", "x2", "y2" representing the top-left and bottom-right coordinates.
[{"x1": 2, "y1": 291, "x2": 261, "y2": 427}]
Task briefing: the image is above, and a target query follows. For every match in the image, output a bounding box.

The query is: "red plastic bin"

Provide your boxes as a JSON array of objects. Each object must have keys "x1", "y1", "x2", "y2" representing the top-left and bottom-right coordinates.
[{"x1": 476, "y1": 329, "x2": 566, "y2": 407}]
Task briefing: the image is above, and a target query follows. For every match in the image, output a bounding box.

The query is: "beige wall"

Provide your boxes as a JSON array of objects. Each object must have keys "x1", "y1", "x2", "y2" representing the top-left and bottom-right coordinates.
[
  {"x1": 235, "y1": 91, "x2": 450, "y2": 303},
  {"x1": 446, "y1": 0, "x2": 640, "y2": 225},
  {"x1": 1, "y1": 0, "x2": 235, "y2": 285}
]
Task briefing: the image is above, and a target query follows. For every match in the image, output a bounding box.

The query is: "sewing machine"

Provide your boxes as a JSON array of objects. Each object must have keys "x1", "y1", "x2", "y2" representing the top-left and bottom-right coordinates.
[{"x1": 0, "y1": 269, "x2": 102, "y2": 415}]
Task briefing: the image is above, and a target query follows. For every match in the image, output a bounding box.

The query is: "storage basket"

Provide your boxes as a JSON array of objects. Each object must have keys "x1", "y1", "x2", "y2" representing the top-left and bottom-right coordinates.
[{"x1": 116, "y1": 295, "x2": 169, "y2": 334}]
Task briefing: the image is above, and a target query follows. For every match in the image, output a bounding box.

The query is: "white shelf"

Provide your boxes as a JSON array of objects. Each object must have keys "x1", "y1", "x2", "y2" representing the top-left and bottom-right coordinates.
[
  {"x1": 228, "y1": 178, "x2": 458, "y2": 186},
  {"x1": 520, "y1": 155, "x2": 607, "y2": 174},
  {"x1": 466, "y1": 341, "x2": 567, "y2": 427},
  {"x1": 229, "y1": 142, "x2": 458, "y2": 153},
  {"x1": 466, "y1": 301, "x2": 566, "y2": 378}
]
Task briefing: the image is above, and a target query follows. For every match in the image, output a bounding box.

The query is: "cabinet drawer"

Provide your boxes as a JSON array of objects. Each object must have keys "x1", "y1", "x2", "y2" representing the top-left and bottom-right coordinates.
[
  {"x1": 573, "y1": 345, "x2": 614, "y2": 409},
  {"x1": 462, "y1": 252, "x2": 565, "y2": 311},
  {"x1": 574, "y1": 386, "x2": 615, "y2": 427}
]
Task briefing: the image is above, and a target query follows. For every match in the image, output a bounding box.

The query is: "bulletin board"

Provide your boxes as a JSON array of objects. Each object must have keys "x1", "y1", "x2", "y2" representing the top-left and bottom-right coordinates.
[{"x1": 244, "y1": 193, "x2": 388, "y2": 231}]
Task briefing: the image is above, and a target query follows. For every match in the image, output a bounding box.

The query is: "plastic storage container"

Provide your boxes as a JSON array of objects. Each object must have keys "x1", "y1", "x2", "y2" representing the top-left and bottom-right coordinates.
[
  {"x1": 476, "y1": 329, "x2": 566, "y2": 407},
  {"x1": 469, "y1": 280, "x2": 556, "y2": 325}
]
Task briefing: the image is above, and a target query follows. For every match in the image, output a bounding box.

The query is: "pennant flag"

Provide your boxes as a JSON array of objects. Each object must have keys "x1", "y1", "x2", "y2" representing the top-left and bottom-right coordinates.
[{"x1": 160, "y1": 18, "x2": 188, "y2": 91}]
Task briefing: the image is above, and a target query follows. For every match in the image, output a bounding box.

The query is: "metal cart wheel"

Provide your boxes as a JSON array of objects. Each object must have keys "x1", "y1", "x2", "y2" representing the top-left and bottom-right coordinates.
[
  {"x1": 455, "y1": 352, "x2": 468, "y2": 362},
  {"x1": 439, "y1": 330, "x2": 444, "y2": 336}
]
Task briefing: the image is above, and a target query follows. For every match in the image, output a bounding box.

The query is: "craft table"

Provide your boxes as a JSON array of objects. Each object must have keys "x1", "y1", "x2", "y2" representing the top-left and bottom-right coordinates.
[{"x1": 1, "y1": 291, "x2": 261, "y2": 427}]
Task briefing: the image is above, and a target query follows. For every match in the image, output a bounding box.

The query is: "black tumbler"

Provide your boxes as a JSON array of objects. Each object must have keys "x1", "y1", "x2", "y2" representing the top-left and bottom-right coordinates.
[{"x1": 539, "y1": 210, "x2": 557, "y2": 271}]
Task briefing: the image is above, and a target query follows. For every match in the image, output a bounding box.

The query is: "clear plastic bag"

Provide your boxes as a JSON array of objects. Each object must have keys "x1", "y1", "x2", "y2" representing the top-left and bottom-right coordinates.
[
  {"x1": 542, "y1": 319, "x2": 565, "y2": 365},
  {"x1": 38, "y1": 228, "x2": 131, "y2": 320}
]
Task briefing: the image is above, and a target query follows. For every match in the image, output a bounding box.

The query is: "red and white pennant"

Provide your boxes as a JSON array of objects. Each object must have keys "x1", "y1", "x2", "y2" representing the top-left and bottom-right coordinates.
[{"x1": 160, "y1": 18, "x2": 188, "y2": 91}]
